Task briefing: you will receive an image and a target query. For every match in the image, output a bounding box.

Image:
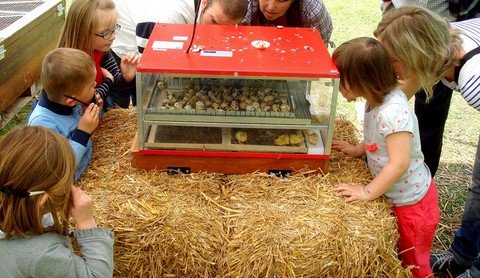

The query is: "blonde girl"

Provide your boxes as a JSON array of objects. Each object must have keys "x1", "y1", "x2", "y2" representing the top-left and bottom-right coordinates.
[
  {"x1": 374, "y1": 6, "x2": 459, "y2": 178},
  {"x1": 58, "y1": 0, "x2": 139, "y2": 109},
  {"x1": 331, "y1": 37, "x2": 440, "y2": 278},
  {"x1": 374, "y1": 5, "x2": 455, "y2": 99},
  {"x1": 0, "y1": 126, "x2": 113, "y2": 277}
]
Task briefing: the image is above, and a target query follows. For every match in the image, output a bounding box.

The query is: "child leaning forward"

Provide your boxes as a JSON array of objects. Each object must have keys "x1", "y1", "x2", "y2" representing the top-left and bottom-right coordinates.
[
  {"x1": 28, "y1": 48, "x2": 102, "y2": 182},
  {"x1": 331, "y1": 37, "x2": 440, "y2": 278},
  {"x1": 0, "y1": 126, "x2": 113, "y2": 277}
]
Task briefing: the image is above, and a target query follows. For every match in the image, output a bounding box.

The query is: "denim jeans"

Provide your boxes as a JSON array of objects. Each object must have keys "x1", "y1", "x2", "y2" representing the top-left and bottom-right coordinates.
[{"x1": 450, "y1": 135, "x2": 480, "y2": 275}]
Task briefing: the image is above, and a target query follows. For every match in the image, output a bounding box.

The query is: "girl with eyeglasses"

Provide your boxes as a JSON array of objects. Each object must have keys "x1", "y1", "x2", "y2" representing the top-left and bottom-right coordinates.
[
  {"x1": 0, "y1": 126, "x2": 114, "y2": 277},
  {"x1": 58, "y1": 0, "x2": 139, "y2": 111}
]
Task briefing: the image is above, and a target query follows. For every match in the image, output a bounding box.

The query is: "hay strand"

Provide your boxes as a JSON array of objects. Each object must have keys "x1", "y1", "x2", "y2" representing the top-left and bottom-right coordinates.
[{"x1": 75, "y1": 108, "x2": 410, "y2": 277}]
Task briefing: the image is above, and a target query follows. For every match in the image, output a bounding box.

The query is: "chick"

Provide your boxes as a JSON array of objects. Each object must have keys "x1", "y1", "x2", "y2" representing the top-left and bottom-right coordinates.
[
  {"x1": 235, "y1": 131, "x2": 248, "y2": 144},
  {"x1": 308, "y1": 132, "x2": 319, "y2": 145},
  {"x1": 274, "y1": 134, "x2": 290, "y2": 146},
  {"x1": 289, "y1": 133, "x2": 305, "y2": 145}
]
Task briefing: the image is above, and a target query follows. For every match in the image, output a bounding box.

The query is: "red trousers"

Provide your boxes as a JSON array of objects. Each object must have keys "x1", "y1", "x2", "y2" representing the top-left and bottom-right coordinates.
[{"x1": 393, "y1": 180, "x2": 440, "y2": 278}]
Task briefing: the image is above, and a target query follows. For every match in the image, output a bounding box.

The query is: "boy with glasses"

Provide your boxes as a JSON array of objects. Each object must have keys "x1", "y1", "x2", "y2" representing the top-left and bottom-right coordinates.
[{"x1": 28, "y1": 48, "x2": 101, "y2": 183}]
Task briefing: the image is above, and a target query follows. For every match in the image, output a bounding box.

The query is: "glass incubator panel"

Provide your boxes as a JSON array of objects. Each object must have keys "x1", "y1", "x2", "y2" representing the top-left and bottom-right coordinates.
[{"x1": 137, "y1": 73, "x2": 338, "y2": 155}]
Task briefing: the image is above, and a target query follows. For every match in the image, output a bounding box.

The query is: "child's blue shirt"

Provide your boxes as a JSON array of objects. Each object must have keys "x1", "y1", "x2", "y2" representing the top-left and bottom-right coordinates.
[{"x1": 27, "y1": 91, "x2": 92, "y2": 182}]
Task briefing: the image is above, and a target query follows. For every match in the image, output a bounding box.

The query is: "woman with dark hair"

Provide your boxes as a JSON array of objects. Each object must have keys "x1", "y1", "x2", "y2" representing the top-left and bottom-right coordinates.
[{"x1": 241, "y1": 0, "x2": 333, "y2": 47}]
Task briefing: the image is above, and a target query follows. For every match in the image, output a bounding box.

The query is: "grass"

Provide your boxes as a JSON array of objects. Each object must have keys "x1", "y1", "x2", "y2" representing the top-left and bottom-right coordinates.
[
  {"x1": 0, "y1": 103, "x2": 32, "y2": 138},
  {"x1": 0, "y1": 0, "x2": 477, "y2": 273}
]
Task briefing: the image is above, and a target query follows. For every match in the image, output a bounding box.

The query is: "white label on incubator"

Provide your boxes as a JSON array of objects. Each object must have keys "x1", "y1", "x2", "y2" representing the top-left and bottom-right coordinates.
[
  {"x1": 200, "y1": 50, "x2": 233, "y2": 57},
  {"x1": 173, "y1": 36, "x2": 188, "y2": 41},
  {"x1": 152, "y1": 41, "x2": 184, "y2": 50}
]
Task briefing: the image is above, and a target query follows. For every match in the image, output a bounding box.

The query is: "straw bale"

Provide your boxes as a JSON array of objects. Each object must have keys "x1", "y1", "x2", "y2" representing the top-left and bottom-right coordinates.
[
  {"x1": 75, "y1": 108, "x2": 410, "y2": 277},
  {"x1": 218, "y1": 174, "x2": 407, "y2": 277}
]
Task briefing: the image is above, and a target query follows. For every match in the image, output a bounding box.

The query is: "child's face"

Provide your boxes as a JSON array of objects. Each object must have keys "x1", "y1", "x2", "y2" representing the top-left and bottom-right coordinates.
[
  {"x1": 93, "y1": 9, "x2": 118, "y2": 52},
  {"x1": 72, "y1": 70, "x2": 97, "y2": 108},
  {"x1": 339, "y1": 81, "x2": 357, "y2": 103}
]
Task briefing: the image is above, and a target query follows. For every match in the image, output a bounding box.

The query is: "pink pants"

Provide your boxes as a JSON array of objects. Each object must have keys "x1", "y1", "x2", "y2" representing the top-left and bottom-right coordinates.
[{"x1": 392, "y1": 180, "x2": 440, "y2": 278}]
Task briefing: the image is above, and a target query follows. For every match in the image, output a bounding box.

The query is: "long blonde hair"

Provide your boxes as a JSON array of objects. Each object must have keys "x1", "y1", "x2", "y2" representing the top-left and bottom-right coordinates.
[
  {"x1": 57, "y1": 0, "x2": 116, "y2": 55},
  {"x1": 0, "y1": 126, "x2": 76, "y2": 239},
  {"x1": 374, "y1": 6, "x2": 456, "y2": 99}
]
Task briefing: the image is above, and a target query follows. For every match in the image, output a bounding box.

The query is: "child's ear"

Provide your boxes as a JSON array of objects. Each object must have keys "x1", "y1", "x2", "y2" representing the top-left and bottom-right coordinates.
[
  {"x1": 39, "y1": 192, "x2": 50, "y2": 206},
  {"x1": 64, "y1": 97, "x2": 76, "y2": 107}
]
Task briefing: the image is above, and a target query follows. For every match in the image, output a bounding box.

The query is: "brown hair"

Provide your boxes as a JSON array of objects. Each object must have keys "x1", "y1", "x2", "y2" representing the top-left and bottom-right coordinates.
[
  {"x1": 374, "y1": 6, "x2": 455, "y2": 99},
  {"x1": 0, "y1": 126, "x2": 76, "y2": 239},
  {"x1": 41, "y1": 48, "x2": 95, "y2": 102},
  {"x1": 57, "y1": 0, "x2": 116, "y2": 55},
  {"x1": 252, "y1": 0, "x2": 304, "y2": 27},
  {"x1": 205, "y1": 0, "x2": 249, "y2": 22},
  {"x1": 333, "y1": 37, "x2": 398, "y2": 107}
]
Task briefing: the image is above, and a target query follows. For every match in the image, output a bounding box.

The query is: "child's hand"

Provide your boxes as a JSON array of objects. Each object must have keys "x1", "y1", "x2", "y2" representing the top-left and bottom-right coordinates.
[
  {"x1": 70, "y1": 186, "x2": 97, "y2": 230},
  {"x1": 333, "y1": 182, "x2": 369, "y2": 202},
  {"x1": 94, "y1": 92, "x2": 104, "y2": 110},
  {"x1": 120, "y1": 52, "x2": 140, "y2": 82},
  {"x1": 332, "y1": 140, "x2": 359, "y2": 157},
  {"x1": 78, "y1": 103, "x2": 100, "y2": 134},
  {"x1": 101, "y1": 67, "x2": 114, "y2": 83}
]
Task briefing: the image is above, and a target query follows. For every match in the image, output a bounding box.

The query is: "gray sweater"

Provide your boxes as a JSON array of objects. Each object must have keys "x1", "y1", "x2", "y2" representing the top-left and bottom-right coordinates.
[{"x1": 0, "y1": 227, "x2": 114, "y2": 277}]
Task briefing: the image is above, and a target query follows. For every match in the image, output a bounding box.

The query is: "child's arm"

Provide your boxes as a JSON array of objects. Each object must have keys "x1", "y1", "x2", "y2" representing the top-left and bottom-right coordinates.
[
  {"x1": 33, "y1": 228, "x2": 114, "y2": 278},
  {"x1": 95, "y1": 51, "x2": 138, "y2": 102},
  {"x1": 70, "y1": 186, "x2": 114, "y2": 277},
  {"x1": 33, "y1": 187, "x2": 113, "y2": 277},
  {"x1": 334, "y1": 132, "x2": 411, "y2": 202},
  {"x1": 95, "y1": 61, "x2": 115, "y2": 101},
  {"x1": 332, "y1": 139, "x2": 366, "y2": 158}
]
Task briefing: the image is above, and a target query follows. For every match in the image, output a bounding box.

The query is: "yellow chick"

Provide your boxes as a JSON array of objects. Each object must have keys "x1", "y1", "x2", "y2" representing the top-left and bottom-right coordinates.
[
  {"x1": 308, "y1": 132, "x2": 319, "y2": 145},
  {"x1": 235, "y1": 131, "x2": 248, "y2": 144},
  {"x1": 289, "y1": 133, "x2": 305, "y2": 145},
  {"x1": 274, "y1": 134, "x2": 290, "y2": 146}
]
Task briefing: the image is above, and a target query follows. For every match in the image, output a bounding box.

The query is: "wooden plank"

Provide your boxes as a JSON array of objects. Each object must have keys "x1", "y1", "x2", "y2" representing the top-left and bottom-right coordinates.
[
  {"x1": 144, "y1": 141, "x2": 307, "y2": 153},
  {"x1": 146, "y1": 125, "x2": 158, "y2": 144},
  {"x1": 0, "y1": 6, "x2": 64, "y2": 83},
  {"x1": 144, "y1": 125, "x2": 308, "y2": 153},
  {"x1": 0, "y1": 39, "x2": 56, "y2": 113},
  {"x1": 0, "y1": 1, "x2": 64, "y2": 113},
  {"x1": 144, "y1": 113, "x2": 309, "y2": 125},
  {"x1": 131, "y1": 133, "x2": 328, "y2": 175},
  {"x1": 222, "y1": 128, "x2": 231, "y2": 145},
  {"x1": 132, "y1": 149, "x2": 328, "y2": 175}
]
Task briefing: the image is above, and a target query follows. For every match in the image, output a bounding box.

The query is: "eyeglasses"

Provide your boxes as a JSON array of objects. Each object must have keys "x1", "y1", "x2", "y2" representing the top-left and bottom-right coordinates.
[
  {"x1": 64, "y1": 95, "x2": 97, "y2": 106},
  {"x1": 94, "y1": 24, "x2": 121, "y2": 40}
]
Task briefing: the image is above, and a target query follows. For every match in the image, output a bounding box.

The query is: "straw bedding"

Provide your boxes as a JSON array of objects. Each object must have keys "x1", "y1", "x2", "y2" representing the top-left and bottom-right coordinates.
[{"x1": 77, "y1": 108, "x2": 411, "y2": 277}]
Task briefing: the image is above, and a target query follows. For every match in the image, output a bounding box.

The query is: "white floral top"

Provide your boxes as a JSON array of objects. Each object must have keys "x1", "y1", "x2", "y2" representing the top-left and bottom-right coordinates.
[{"x1": 363, "y1": 88, "x2": 431, "y2": 206}]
